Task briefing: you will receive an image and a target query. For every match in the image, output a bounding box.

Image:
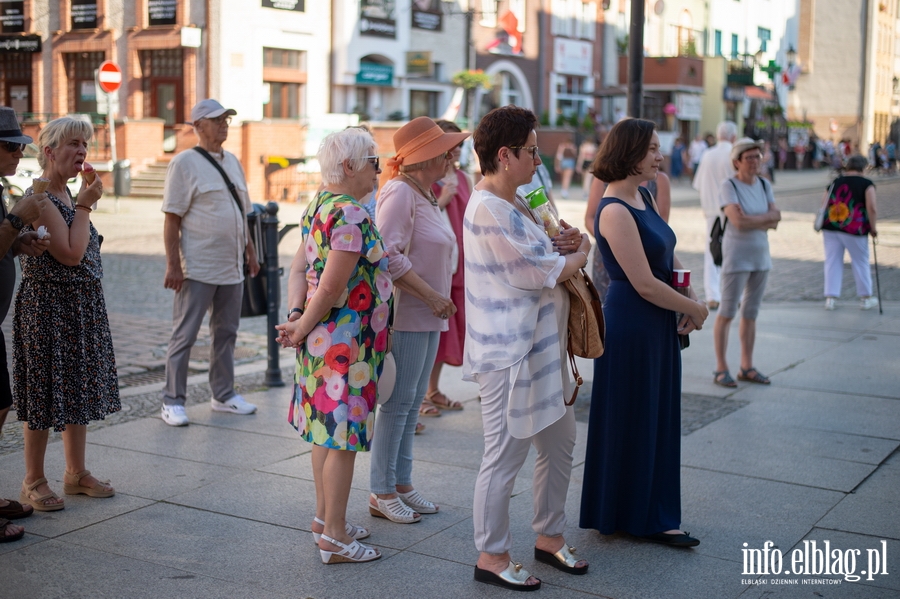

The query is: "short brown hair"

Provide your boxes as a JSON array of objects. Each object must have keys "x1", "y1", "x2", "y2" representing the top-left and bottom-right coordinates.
[
  {"x1": 435, "y1": 119, "x2": 462, "y2": 133},
  {"x1": 473, "y1": 106, "x2": 537, "y2": 175},
  {"x1": 591, "y1": 118, "x2": 655, "y2": 182}
]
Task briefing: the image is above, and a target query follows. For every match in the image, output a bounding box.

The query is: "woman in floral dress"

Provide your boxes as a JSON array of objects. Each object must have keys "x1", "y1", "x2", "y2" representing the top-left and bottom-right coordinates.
[{"x1": 276, "y1": 127, "x2": 389, "y2": 564}]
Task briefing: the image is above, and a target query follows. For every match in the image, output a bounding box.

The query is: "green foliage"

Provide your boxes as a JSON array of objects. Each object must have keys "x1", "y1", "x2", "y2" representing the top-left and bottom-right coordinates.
[
  {"x1": 451, "y1": 70, "x2": 492, "y2": 91},
  {"x1": 680, "y1": 38, "x2": 698, "y2": 57},
  {"x1": 539, "y1": 110, "x2": 551, "y2": 126},
  {"x1": 581, "y1": 113, "x2": 596, "y2": 132},
  {"x1": 617, "y1": 35, "x2": 628, "y2": 56}
]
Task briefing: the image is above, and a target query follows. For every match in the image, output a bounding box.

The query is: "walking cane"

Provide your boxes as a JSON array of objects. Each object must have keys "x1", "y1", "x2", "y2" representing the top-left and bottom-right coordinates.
[{"x1": 872, "y1": 235, "x2": 883, "y2": 315}]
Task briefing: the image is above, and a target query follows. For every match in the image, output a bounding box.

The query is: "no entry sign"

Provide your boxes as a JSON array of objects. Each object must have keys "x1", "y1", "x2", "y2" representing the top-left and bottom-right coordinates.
[{"x1": 97, "y1": 61, "x2": 122, "y2": 94}]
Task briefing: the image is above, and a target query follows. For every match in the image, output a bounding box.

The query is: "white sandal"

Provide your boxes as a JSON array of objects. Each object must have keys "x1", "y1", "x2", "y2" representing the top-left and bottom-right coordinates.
[
  {"x1": 311, "y1": 516, "x2": 370, "y2": 544},
  {"x1": 398, "y1": 489, "x2": 438, "y2": 514},
  {"x1": 368, "y1": 493, "x2": 421, "y2": 523},
  {"x1": 319, "y1": 534, "x2": 381, "y2": 564}
]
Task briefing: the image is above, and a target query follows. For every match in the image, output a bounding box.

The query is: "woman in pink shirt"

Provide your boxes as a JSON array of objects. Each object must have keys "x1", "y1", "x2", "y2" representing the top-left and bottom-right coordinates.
[{"x1": 369, "y1": 118, "x2": 469, "y2": 524}]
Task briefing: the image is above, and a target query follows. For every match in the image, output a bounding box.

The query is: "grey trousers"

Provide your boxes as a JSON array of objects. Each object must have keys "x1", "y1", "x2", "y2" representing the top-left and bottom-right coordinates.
[
  {"x1": 162, "y1": 279, "x2": 242, "y2": 406},
  {"x1": 472, "y1": 367, "x2": 576, "y2": 555}
]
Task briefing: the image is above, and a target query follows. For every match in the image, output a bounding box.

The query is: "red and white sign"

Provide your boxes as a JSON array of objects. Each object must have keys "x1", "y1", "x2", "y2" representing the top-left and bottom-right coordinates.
[{"x1": 96, "y1": 61, "x2": 122, "y2": 94}]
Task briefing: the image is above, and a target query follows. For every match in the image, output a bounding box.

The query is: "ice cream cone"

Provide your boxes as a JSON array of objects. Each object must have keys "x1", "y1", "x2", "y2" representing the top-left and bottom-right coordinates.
[
  {"x1": 32, "y1": 178, "x2": 50, "y2": 193},
  {"x1": 82, "y1": 162, "x2": 96, "y2": 184}
]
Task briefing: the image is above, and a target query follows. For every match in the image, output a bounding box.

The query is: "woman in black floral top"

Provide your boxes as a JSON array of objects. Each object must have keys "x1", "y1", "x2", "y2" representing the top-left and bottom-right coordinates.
[{"x1": 15, "y1": 117, "x2": 119, "y2": 512}]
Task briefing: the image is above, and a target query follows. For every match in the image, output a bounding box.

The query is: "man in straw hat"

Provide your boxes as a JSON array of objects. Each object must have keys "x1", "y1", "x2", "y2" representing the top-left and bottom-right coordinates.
[{"x1": 0, "y1": 106, "x2": 51, "y2": 542}]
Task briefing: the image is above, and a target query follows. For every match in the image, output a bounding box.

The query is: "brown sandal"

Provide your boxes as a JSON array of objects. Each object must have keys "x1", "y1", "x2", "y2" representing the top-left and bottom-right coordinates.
[
  {"x1": 63, "y1": 470, "x2": 115, "y2": 498},
  {"x1": 20, "y1": 478, "x2": 65, "y2": 512},
  {"x1": 0, "y1": 518, "x2": 25, "y2": 543},
  {"x1": 423, "y1": 389, "x2": 464, "y2": 411},
  {"x1": 418, "y1": 403, "x2": 441, "y2": 417}
]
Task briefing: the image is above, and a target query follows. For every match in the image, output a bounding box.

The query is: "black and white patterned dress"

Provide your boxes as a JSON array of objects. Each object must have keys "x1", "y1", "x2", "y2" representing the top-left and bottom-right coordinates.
[{"x1": 13, "y1": 191, "x2": 120, "y2": 431}]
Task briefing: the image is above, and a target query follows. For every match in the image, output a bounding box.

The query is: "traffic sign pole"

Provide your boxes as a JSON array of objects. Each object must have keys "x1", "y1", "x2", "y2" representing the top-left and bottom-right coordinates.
[{"x1": 95, "y1": 61, "x2": 122, "y2": 205}]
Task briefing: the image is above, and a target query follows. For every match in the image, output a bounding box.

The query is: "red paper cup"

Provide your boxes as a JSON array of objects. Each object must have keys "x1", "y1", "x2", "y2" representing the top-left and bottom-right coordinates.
[{"x1": 672, "y1": 269, "x2": 691, "y2": 288}]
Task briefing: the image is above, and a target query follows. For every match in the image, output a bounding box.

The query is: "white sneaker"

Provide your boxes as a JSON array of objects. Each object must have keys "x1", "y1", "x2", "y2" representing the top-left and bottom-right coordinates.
[
  {"x1": 211, "y1": 394, "x2": 257, "y2": 415},
  {"x1": 824, "y1": 297, "x2": 836, "y2": 311},
  {"x1": 161, "y1": 404, "x2": 189, "y2": 426},
  {"x1": 860, "y1": 296, "x2": 879, "y2": 311}
]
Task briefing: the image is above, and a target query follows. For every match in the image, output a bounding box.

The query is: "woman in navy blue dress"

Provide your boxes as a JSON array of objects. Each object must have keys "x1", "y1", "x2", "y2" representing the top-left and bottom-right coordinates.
[{"x1": 579, "y1": 119, "x2": 709, "y2": 547}]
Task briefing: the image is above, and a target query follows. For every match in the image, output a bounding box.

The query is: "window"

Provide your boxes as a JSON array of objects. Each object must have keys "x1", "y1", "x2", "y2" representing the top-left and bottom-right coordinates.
[
  {"x1": 480, "y1": 0, "x2": 496, "y2": 27},
  {"x1": 65, "y1": 51, "x2": 105, "y2": 114},
  {"x1": 758, "y1": 27, "x2": 771, "y2": 52},
  {"x1": 264, "y1": 48, "x2": 306, "y2": 69},
  {"x1": 410, "y1": 90, "x2": 439, "y2": 119},
  {"x1": 714, "y1": 30, "x2": 722, "y2": 56},
  {"x1": 580, "y1": 2, "x2": 597, "y2": 40},
  {"x1": 263, "y1": 48, "x2": 306, "y2": 119},
  {"x1": 264, "y1": 83, "x2": 302, "y2": 118},
  {"x1": 731, "y1": 34, "x2": 739, "y2": 58}
]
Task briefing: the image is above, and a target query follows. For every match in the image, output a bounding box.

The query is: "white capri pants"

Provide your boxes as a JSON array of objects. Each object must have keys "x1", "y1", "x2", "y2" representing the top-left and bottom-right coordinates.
[
  {"x1": 823, "y1": 230, "x2": 872, "y2": 298},
  {"x1": 472, "y1": 368, "x2": 576, "y2": 556}
]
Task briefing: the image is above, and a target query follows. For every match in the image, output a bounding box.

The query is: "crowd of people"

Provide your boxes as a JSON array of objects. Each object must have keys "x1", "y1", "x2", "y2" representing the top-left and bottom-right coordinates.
[{"x1": 0, "y1": 104, "x2": 883, "y2": 591}]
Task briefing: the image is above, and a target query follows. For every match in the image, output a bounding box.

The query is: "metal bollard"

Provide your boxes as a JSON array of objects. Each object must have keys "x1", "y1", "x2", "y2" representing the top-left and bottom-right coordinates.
[{"x1": 262, "y1": 202, "x2": 285, "y2": 387}]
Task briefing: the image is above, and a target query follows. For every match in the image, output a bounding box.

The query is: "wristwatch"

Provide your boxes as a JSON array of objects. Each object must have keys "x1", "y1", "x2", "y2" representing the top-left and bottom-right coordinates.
[
  {"x1": 5, "y1": 213, "x2": 24, "y2": 231},
  {"x1": 287, "y1": 307, "x2": 303, "y2": 320}
]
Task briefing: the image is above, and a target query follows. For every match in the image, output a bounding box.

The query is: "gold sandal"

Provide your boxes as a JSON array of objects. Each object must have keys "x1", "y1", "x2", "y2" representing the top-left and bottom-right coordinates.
[
  {"x1": 63, "y1": 470, "x2": 115, "y2": 498},
  {"x1": 423, "y1": 389, "x2": 464, "y2": 411},
  {"x1": 20, "y1": 478, "x2": 65, "y2": 512}
]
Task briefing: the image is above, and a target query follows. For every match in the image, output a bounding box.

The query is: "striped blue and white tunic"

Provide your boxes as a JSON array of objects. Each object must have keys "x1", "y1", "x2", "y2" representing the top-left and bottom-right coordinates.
[{"x1": 462, "y1": 189, "x2": 573, "y2": 438}]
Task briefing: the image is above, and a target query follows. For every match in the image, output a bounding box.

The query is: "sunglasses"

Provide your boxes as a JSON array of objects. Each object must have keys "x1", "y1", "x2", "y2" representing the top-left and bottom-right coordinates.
[
  {"x1": 205, "y1": 115, "x2": 232, "y2": 125},
  {"x1": 365, "y1": 155, "x2": 380, "y2": 170},
  {"x1": 509, "y1": 145, "x2": 540, "y2": 159},
  {"x1": 2, "y1": 141, "x2": 26, "y2": 153}
]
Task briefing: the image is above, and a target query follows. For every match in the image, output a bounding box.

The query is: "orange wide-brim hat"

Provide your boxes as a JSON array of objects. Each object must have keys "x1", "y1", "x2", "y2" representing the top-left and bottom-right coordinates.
[{"x1": 381, "y1": 117, "x2": 469, "y2": 185}]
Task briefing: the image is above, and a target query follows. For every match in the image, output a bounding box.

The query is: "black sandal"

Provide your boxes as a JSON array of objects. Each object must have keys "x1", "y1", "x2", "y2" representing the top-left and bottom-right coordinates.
[
  {"x1": 738, "y1": 367, "x2": 771, "y2": 385},
  {"x1": 713, "y1": 370, "x2": 737, "y2": 388},
  {"x1": 0, "y1": 518, "x2": 25, "y2": 544},
  {"x1": 474, "y1": 562, "x2": 541, "y2": 592}
]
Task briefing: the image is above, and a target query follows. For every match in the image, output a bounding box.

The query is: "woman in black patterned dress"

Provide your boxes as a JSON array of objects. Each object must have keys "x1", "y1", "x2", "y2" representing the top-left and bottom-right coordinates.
[{"x1": 14, "y1": 117, "x2": 119, "y2": 512}]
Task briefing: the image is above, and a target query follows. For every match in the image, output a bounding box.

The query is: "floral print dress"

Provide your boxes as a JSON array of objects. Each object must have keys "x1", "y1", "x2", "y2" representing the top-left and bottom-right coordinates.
[{"x1": 289, "y1": 192, "x2": 392, "y2": 451}]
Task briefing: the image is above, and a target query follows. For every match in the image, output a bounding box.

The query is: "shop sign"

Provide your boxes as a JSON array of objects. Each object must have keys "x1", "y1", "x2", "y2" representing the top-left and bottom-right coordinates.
[
  {"x1": 148, "y1": 0, "x2": 177, "y2": 26},
  {"x1": 0, "y1": 0, "x2": 24, "y2": 34},
  {"x1": 71, "y1": 0, "x2": 97, "y2": 30},
  {"x1": 0, "y1": 33, "x2": 41, "y2": 52},
  {"x1": 406, "y1": 51, "x2": 432, "y2": 77},
  {"x1": 360, "y1": 0, "x2": 396, "y2": 38},
  {"x1": 412, "y1": 0, "x2": 442, "y2": 31},
  {"x1": 675, "y1": 93, "x2": 702, "y2": 121},
  {"x1": 553, "y1": 39, "x2": 592, "y2": 77},
  {"x1": 262, "y1": 0, "x2": 304, "y2": 11},
  {"x1": 356, "y1": 62, "x2": 393, "y2": 87}
]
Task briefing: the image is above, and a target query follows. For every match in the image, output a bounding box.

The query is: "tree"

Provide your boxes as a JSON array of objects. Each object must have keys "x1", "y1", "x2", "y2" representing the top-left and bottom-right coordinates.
[{"x1": 452, "y1": 69, "x2": 492, "y2": 129}]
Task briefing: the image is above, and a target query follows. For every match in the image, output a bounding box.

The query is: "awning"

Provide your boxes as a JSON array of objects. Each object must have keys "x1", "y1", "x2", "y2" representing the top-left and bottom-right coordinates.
[{"x1": 744, "y1": 86, "x2": 775, "y2": 101}]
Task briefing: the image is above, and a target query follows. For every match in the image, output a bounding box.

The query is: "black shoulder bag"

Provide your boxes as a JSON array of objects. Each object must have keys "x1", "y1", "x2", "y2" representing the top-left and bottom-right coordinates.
[{"x1": 192, "y1": 147, "x2": 266, "y2": 317}]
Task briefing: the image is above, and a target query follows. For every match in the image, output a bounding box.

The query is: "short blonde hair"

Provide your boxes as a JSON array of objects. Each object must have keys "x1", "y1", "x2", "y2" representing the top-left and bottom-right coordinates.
[
  {"x1": 37, "y1": 117, "x2": 94, "y2": 169},
  {"x1": 318, "y1": 128, "x2": 377, "y2": 186}
]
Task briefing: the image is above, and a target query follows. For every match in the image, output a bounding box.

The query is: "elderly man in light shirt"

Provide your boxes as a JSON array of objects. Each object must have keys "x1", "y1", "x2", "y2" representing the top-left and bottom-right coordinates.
[
  {"x1": 692, "y1": 121, "x2": 737, "y2": 310},
  {"x1": 160, "y1": 99, "x2": 260, "y2": 426}
]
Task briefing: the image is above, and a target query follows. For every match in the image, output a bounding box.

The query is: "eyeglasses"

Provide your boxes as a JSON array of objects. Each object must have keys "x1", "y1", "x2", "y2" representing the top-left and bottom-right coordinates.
[
  {"x1": 509, "y1": 145, "x2": 540, "y2": 159},
  {"x1": 1, "y1": 141, "x2": 26, "y2": 153},
  {"x1": 741, "y1": 153, "x2": 762, "y2": 161},
  {"x1": 365, "y1": 155, "x2": 380, "y2": 170},
  {"x1": 206, "y1": 115, "x2": 232, "y2": 126}
]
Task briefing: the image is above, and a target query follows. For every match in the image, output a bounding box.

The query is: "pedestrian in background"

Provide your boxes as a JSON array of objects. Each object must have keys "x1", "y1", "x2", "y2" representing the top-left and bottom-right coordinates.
[
  {"x1": 713, "y1": 139, "x2": 782, "y2": 388},
  {"x1": 555, "y1": 140, "x2": 577, "y2": 199},
  {"x1": 575, "y1": 137, "x2": 598, "y2": 199},
  {"x1": 670, "y1": 136, "x2": 685, "y2": 180},
  {"x1": 580, "y1": 118, "x2": 707, "y2": 548},
  {"x1": 0, "y1": 108, "x2": 50, "y2": 539},
  {"x1": 368, "y1": 117, "x2": 466, "y2": 524},
  {"x1": 688, "y1": 134, "x2": 707, "y2": 178},
  {"x1": 821, "y1": 154, "x2": 879, "y2": 311},
  {"x1": 276, "y1": 127, "x2": 388, "y2": 564},
  {"x1": 421, "y1": 120, "x2": 471, "y2": 417},
  {"x1": 466, "y1": 106, "x2": 590, "y2": 591},
  {"x1": 160, "y1": 99, "x2": 260, "y2": 426},
  {"x1": 15, "y1": 117, "x2": 118, "y2": 512},
  {"x1": 693, "y1": 121, "x2": 737, "y2": 310}
]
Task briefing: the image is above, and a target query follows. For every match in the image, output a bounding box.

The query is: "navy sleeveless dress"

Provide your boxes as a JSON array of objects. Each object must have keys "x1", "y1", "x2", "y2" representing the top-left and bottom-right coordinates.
[{"x1": 580, "y1": 191, "x2": 682, "y2": 536}]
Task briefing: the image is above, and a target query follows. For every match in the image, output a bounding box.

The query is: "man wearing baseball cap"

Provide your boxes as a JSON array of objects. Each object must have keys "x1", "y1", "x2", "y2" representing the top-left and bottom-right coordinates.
[
  {"x1": 159, "y1": 99, "x2": 259, "y2": 426},
  {"x1": 0, "y1": 106, "x2": 51, "y2": 542}
]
